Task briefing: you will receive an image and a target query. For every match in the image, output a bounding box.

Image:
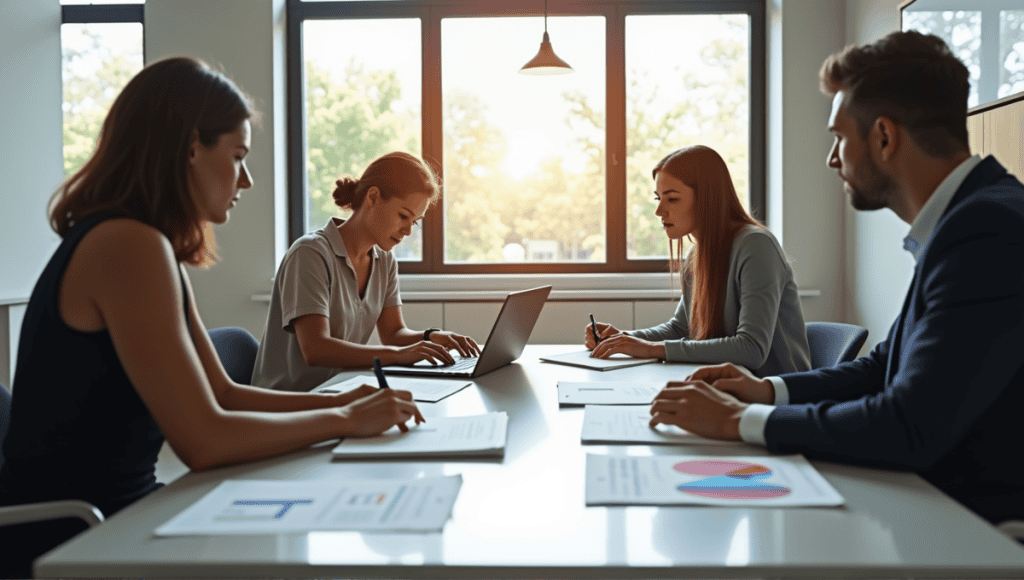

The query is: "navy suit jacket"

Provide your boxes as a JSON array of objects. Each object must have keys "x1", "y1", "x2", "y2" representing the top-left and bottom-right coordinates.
[{"x1": 770, "y1": 156, "x2": 1024, "y2": 524}]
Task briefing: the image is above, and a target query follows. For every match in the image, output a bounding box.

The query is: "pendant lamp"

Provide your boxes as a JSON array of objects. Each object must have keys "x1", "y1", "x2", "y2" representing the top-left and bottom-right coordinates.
[{"x1": 519, "y1": 0, "x2": 574, "y2": 75}]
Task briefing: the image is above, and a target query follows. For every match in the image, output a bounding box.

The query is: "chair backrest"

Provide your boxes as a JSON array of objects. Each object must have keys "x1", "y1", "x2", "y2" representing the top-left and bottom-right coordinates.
[
  {"x1": 805, "y1": 322, "x2": 869, "y2": 369},
  {"x1": 0, "y1": 384, "x2": 10, "y2": 470},
  {"x1": 208, "y1": 327, "x2": 259, "y2": 385}
]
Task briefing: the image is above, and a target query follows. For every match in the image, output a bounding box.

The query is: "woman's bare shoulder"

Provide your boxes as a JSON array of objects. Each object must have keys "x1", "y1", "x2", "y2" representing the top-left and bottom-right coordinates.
[{"x1": 78, "y1": 217, "x2": 176, "y2": 264}]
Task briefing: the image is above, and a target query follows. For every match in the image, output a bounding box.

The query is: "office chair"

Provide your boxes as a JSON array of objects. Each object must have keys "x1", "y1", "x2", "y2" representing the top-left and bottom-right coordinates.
[
  {"x1": 208, "y1": 326, "x2": 260, "y2": 384},
  {"x1": 805, "y1": 322, "x2": 869, "y2": 369},
  {"x1": 998, "y1": 521, "x2": 1024, "y2": 541},
  {"x1": 0, "y1": 382, "x2": 104, "y2": 530}
]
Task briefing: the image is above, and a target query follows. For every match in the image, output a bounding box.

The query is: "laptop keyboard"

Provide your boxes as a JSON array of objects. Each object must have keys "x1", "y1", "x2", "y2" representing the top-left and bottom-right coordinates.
[{"x1": 440, "y1": 356, "x2": 478, "y2": 371}]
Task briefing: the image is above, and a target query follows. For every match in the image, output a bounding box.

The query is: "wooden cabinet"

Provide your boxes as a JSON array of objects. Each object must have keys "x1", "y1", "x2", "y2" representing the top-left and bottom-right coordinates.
[
  {"x1": 985, "y1": 99, "x2": 1024, "y2": 181},
  {"x1": 967, "y1": 112, "x2": 983, "y2": 158},
  {"x1": 971, "y1": 97, "x2": 1024, "y2": 183}
]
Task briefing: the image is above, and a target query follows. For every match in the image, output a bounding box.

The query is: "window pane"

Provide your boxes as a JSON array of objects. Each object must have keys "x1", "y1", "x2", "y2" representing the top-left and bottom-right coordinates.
[
  {"x1": 442, "y1": 16, "x2": 606, "y2": 264},
  {"x1": 1001, "y1": 10, "x2": 1024, "y2": 99},
  {"x1": 61, "y1": 22, "x2": 143, "y2": 180},
  {"x1": 903, "y1": 11, "x2": 981, "y2": 107},
  {"x1": 302, "y1": 19, "x2": 423, "y2": 259},
  {"x1": 625, "y1": 14, "x2": 749, "y2": 260}
]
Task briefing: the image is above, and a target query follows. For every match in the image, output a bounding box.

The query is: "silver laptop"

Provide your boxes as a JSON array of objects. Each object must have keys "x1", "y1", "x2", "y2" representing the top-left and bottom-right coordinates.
[{"x1": 381, "y1": 285, "x2": 552, "y2": 378}]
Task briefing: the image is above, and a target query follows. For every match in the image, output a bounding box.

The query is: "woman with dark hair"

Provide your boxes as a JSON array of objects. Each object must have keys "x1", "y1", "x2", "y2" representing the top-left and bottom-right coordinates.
[
  {"x1": 253, "y1": 152, "x2": 480, "y2": 392},
  {"x1": 0, "y1": 58, "x2": 422, "y2": 577},
  {"x1": 586, "y1": 145, "x2": 811, "y2": 377}
]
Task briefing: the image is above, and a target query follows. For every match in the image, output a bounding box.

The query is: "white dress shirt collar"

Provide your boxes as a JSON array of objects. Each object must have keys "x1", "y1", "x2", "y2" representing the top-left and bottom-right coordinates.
[{"x1": 903, "y1": 155, "x2": 982, "y2": 260}]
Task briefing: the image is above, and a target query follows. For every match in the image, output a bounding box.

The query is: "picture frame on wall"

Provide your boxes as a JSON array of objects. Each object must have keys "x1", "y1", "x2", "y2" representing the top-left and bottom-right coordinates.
[{"x1": 900, "y1": 0, "x2": 1024, "y2": 112}]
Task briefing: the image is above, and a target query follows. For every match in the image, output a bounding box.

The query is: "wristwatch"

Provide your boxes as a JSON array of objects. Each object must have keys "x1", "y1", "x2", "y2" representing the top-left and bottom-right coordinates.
[{"x1": 423, "y1": 328, "x2": 441, "y2": 342}]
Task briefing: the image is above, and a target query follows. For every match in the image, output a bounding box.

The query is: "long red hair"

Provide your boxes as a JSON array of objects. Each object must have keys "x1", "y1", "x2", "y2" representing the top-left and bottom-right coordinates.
[{"x1": 653, "y1": 145, "x2": 763, "y2": 340}]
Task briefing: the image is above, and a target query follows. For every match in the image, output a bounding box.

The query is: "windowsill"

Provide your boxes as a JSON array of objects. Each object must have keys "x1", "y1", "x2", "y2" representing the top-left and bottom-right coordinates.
[{"x1": 250, "y1": 273, "x2": 821, "y2": 302}]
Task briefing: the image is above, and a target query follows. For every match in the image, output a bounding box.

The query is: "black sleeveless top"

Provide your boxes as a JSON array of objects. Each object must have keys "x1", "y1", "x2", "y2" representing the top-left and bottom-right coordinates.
[{"x1": 0, "y1": 214, "x2": 179, "y2": 515}]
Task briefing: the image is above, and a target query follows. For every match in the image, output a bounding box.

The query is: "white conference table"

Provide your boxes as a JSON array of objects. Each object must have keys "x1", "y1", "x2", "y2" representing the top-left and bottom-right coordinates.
[{"x1": 36, "y1": 345, "x2": 1024, "y2": 579}]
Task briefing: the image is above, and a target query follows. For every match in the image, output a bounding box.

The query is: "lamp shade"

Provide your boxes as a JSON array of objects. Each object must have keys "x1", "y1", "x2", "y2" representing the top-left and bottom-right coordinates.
[{"x1": 519, "y1": 31, "x2": 573, "y2": 75}]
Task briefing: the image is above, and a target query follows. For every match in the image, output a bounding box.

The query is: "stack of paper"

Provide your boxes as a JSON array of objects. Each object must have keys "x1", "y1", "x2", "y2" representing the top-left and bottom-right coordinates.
[
  {"x1": 539, "y1": 350, "x2": 659, "y2": 371},
  {"x1": 155, "y1": 475, "x2": 463, "y2": 535},
  {"x1": 585, "y1": 453, "x2": 845, "y2": 507},
  {"x1": 314, "y1": 374, "x2": 471, "y2": 403},
  {"x1": 332, "y1": 412, "x2": 508, "y2": 459},
  {"x1": 581, "y1": 405, "x2": 736, "y2": 445},
  {"x1": 558, "y1": 381, "x2": 662, "y2": 406}
]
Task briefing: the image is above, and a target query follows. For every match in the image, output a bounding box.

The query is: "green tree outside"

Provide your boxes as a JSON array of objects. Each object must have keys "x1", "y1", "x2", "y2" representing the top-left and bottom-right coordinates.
[{"x1": 62, "y1": 25, "x2": 142, "y2": 180}]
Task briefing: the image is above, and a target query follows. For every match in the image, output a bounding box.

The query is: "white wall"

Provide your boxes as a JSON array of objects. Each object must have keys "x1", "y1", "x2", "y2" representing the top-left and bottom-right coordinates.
[
  {"x1": 844, "y1": 0, "x2": 910, "y2": 351},
  {"x1": 0, "y1": 0, "x2": 63, "y2": 301},
  {"x1": 0, "y1": 0, "x2": 63, "y2": 389},
  {"x1": 145, "y1": 0, "x2": 288, "y2": 339},
  {"x1": 769, "y1": 0, "x2": 847, "y2": 325}
]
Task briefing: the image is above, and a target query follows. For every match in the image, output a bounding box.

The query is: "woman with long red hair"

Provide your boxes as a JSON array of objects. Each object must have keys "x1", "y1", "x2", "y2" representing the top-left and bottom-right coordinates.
[{"x1": 586, "y1": 145, "x2": 810, "y2": 377}]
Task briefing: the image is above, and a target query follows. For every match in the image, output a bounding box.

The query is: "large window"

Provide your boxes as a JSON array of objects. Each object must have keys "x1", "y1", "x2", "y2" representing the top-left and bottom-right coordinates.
[
  {"x1": 288, "y1": 0, "x2": 765, "y2": 274},
  {"x1": 60, "y1": 2, "x2": 144, "y2": 179},
  {"x1": 902, "y1": 1, "x2": 1024, "y2": 109},
  {"x1": 302, "y1": 18, "x2": 423, "y2": 259}
]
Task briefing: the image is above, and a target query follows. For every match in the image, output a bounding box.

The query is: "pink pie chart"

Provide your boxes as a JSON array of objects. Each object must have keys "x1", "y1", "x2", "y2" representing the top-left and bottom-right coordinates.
[{"x1": 673, "y1": 460, "x2": 791, "y2": 500}]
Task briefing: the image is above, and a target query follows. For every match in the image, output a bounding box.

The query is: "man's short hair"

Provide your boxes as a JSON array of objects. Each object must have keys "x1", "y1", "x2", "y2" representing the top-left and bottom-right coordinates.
[{"x1": 820, "y1": 30, "x2": 970, "y2": 157}]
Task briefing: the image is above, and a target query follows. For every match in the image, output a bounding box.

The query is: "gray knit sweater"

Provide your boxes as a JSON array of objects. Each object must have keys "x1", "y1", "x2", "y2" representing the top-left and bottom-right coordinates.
[{"x1": 631, "y1": 225, "x2": 811, "y2": 377}]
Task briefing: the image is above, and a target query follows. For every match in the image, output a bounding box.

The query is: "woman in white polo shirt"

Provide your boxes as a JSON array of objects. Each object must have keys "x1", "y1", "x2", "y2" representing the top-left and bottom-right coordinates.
[{"x1": 253, "y1": 152, "x2": 480, "y2": 392}]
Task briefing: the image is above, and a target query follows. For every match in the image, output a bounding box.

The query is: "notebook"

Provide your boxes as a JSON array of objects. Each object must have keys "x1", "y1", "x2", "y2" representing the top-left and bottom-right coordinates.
[
  {"x1": 381, "y1": 285, "x2": 551, "y2": 378},
  {"x1": 557, "y1": 381, "x2": 662, "y2": 406},
  {"x1": 539, "y1": 349, "x2": 659, "y2": 371},
  {"x1": 331, "y1": 412, "x2": 508, "y2": 459}
]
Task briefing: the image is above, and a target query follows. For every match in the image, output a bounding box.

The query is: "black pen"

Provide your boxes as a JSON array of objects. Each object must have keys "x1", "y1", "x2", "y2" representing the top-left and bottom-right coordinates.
[
  {"x1": 372, "y1": 357, "x2": 390, "y2": 389},
  {"x1": 589, "y1": 313, "x2": 602, "y2": 344}
]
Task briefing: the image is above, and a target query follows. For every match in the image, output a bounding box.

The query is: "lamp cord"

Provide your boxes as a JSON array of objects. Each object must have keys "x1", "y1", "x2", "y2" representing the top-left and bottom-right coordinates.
[{"x1": 544, "y1": 0, "x2": 548, "y2": 33}]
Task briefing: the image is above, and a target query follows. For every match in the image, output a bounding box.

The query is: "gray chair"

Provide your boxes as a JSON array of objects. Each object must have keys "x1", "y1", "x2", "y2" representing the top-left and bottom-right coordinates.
[
  {"x1": 805, "y1": 322, "x2": 869, "y2": 369},
  {"x1": 0, "y1": 383, "x2": 104, "y2": 539},
  {"x1": 208, "y1": 326, "x2": 260, "y2": 385}
]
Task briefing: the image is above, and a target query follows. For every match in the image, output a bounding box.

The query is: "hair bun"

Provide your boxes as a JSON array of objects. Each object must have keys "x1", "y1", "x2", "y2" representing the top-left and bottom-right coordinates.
[{"x1": 332, "y1": 176, "x2": 359, "y2": 209}]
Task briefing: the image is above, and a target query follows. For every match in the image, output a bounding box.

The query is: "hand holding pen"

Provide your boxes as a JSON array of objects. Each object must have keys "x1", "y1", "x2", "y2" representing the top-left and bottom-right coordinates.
[
  {"x1": 589, "y1": 313, "x2": 603, "y2": 345},
  {"x1": 355, "y1": 357, "x2": 422, "y2": 433},
  {"x1": 372, "y1": 357, "x2": 391, "y2": 389}
]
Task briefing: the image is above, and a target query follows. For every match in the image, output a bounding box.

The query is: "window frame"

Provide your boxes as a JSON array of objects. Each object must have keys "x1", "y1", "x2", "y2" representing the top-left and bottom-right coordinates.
[
  {"x1": 287, "y1": 0, "x2": 766, "y2": 275},
  {"x1": 61, "y1": 3, "x2": 145, "y2": 28}
]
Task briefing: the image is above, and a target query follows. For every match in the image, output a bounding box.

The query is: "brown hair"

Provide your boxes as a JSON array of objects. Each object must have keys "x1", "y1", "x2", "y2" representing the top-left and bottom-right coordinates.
[
  {"x1": 820, "y1": 30, "x2": 970, "y2": 157},
  {"x1": 653, "y1": 145, "x2": 762, "y2": 341},
  {"x1": 49, "y1": 56, "x2": 257, "y2": 267},
  {"x1": 332, "y1": 152, "x2": 441, "y2": 210}
]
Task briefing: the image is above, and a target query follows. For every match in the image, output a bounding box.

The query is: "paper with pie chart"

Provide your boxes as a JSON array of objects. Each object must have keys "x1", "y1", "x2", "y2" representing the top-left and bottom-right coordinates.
[{"x1": 585, "y1": 453, "x2": 845, "y2": 507}]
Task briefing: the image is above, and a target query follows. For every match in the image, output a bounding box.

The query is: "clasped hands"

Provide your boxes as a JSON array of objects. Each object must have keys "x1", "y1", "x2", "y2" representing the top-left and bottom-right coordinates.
[
  {"x1": 647, "y1": 362, "x2": 776, "y2": 441},
  {"x1": 583, "y1": 322, "x2": 774, "y2": 440}
]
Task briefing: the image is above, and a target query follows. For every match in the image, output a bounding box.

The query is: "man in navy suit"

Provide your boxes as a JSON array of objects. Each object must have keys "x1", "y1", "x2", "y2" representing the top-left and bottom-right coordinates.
[{"x1": 649, "y1": 30, "x2": 1024, "y2": 525}]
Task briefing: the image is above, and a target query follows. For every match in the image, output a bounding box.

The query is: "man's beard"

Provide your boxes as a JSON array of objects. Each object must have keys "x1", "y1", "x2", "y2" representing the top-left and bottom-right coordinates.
[{"x1": 845, "y1": 156, "x2": 895, "y2": 211}]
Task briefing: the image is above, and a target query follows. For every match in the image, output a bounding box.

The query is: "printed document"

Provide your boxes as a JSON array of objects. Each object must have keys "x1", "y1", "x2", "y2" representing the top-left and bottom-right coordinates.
[
  {"x1": 539, "y1": 350, "x2": 659, "y2": 371},
  {"x1": 558, "y1": 381, "x2": 661, "y2": 406},
  {"x1": 581, "y1": 405, "x2": 737, "y2": 445},
  {"x1": 332, "y1": 412, "x2": 508, "y2": 459},
  {"x1": 585, "y1": 453, "x2": 845, "y2": 507},
  {"x1": 155, "y1": 475, "x2": 463, "y2": 535},
  {"x1": 314, "y1": 374, "x2": 471, "y2": 403}
]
